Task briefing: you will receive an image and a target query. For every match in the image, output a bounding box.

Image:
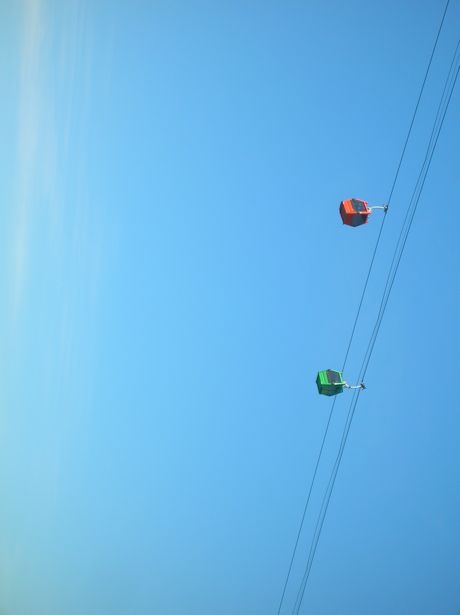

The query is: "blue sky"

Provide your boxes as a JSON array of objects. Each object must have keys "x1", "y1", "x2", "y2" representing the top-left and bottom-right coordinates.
[{"x1": 1, "y1": 1, "x2": 459, "y2": 614}]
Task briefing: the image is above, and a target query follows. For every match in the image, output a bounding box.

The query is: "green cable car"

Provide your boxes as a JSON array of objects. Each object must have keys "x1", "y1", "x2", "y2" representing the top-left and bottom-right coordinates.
[{"x1": 316, "y1": 369, "x2": 365, "y2": 396}]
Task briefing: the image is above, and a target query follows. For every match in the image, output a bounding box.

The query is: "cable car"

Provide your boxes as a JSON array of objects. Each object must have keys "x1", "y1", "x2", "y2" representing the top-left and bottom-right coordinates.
[
  {"x1": 340, "y1": 198, "x2": 388, "y2": 227},
  {"x1": 316, "y1": 369, "x2": 365, "y2": 396}
]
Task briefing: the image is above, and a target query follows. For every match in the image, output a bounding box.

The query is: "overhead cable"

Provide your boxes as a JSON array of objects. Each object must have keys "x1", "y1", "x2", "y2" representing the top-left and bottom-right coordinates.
[
  {"x1": 293, "y1": 44, "x2": 460, "y2": 615},
  {"x1": 275, "y1": 3, "x2": 451, "y2": 612}
]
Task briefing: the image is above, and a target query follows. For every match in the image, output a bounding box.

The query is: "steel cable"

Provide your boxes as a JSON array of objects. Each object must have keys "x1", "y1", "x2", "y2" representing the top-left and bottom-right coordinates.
[
  {"x1": 293, "y1": 48, "x2": 459, "y2": 615},
  {"x1": 275, "y1": 3, "x2": 451, "y2": 612}
]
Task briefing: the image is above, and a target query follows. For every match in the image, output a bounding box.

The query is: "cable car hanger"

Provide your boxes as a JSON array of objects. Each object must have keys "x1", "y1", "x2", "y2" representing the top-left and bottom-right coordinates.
[
  {"x1": 340, "y1": 198, "x2": 388, "y2": 227},
  {"x1": 316, "y1": 369, "x2": 365, "y2": 396}
]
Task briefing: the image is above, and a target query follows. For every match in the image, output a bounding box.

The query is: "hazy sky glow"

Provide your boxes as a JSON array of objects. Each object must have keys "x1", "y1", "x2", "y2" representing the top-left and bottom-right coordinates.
[{"x1": 1, "y1": 2, "x2": 460, "y2": 614}]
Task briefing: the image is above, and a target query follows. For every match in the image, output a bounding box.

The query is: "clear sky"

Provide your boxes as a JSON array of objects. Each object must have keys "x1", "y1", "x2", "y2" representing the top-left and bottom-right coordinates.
[{"x1": 1, "y1": 1, "x2": 459, "y2": 614}]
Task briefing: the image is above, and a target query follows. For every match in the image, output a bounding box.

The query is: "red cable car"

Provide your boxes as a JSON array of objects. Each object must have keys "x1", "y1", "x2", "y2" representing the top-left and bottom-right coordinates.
[{"x1": 340, "y1": 198, "x2": 387, "y2": 227}]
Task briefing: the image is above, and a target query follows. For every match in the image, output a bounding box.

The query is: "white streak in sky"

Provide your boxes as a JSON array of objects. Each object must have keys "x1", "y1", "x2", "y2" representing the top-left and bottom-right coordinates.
[{"x1": 12, "y1": 0, "x2": 44, "y2": 314}]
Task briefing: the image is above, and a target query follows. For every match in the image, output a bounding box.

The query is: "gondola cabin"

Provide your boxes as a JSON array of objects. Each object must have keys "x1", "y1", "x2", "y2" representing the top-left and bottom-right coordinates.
[
  {"x1": 340, "y1": 198, "x2": 370, "y2": 227},
  {"x1": 316, "y1": 369, "x2": 345, "y2": 396}
]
